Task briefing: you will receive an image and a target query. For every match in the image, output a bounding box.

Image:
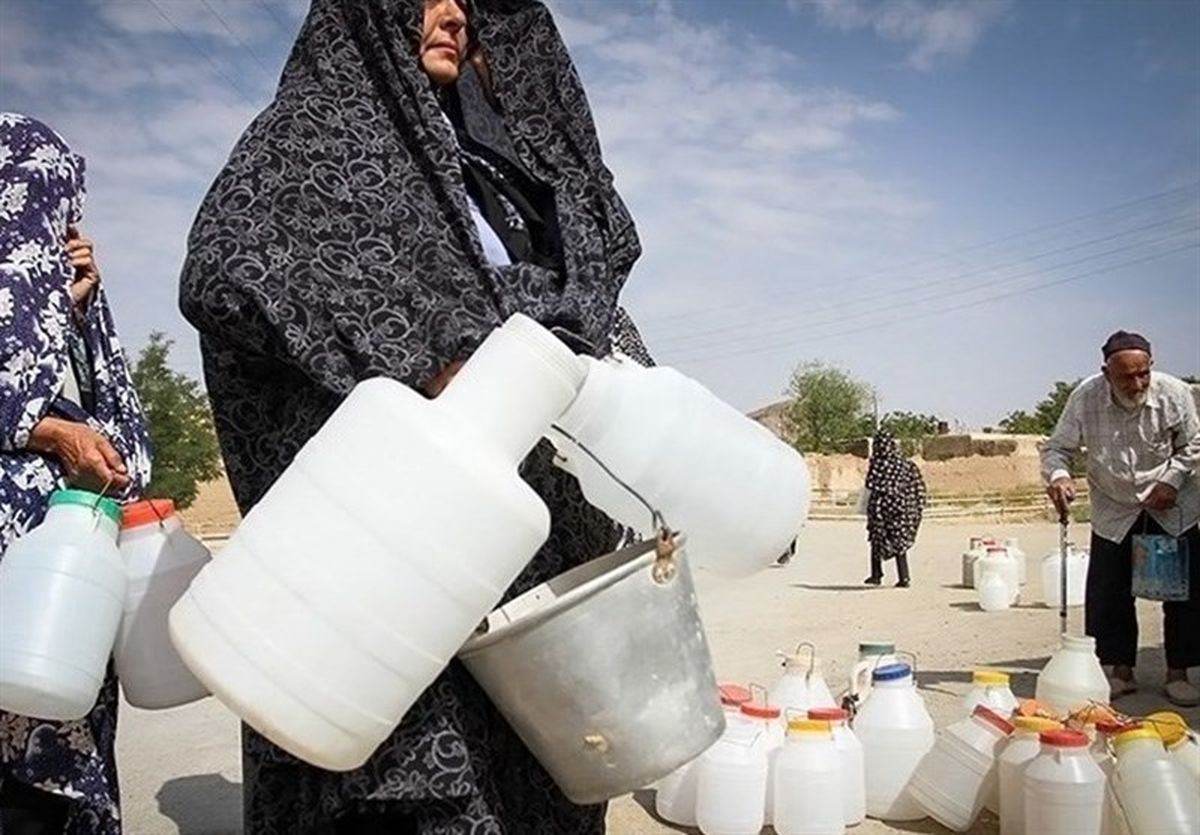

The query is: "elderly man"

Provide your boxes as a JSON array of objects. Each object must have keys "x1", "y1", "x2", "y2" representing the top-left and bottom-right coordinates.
[{"x1": 1042, "y1": 331, "x2": 1200, "y2": 707}]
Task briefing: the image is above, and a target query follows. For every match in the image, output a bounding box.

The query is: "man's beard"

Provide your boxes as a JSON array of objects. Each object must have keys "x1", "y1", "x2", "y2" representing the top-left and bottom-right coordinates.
[{"x1": 1112, "y1": 387, "x2": 1148, "y2": 410}]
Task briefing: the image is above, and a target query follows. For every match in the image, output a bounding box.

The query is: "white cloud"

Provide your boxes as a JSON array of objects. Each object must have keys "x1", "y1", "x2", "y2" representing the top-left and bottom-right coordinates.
[{"x1": 793, "y1": 0, "x2": 1011, "y2": 70}]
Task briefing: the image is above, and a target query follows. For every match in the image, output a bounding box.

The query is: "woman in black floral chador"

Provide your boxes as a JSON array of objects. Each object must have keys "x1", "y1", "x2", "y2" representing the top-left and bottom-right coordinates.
[
  {"x1": 864, "y1": 430, "x2": 926, "y2": 588},
  {"x1": 0, "y1": 113, "x2": 152, "y2": 835},
  {"x1": 180, "y1": 1, "x2": 648, "y2": 832}
]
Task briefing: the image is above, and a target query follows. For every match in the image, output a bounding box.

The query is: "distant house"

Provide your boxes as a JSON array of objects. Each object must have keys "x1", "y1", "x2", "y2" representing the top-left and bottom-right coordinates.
[{"x1": 748, "y1": 399, "x2": 791, "y2": 442}]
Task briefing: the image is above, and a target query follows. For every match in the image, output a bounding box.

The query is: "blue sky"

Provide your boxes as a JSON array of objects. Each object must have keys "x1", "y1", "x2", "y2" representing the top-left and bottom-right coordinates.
[{"x1": 2, "y1": 0, "x2": 1197, "y2": 427}]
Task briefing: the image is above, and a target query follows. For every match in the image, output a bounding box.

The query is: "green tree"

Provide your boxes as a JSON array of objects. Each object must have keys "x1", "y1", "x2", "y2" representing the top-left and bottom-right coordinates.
[
  {"x1": 878, "y1": 410, "x2": 941, "y2": 456},
  {"x1": 783, "y1": 362, "x2": 874, "y2": 453},
  {"x1": 999, "y1": 379, "x2": 1080, "y2": 435},
  {"x1": 131, "y1": 332, "x2": 223, "y2": 508}
]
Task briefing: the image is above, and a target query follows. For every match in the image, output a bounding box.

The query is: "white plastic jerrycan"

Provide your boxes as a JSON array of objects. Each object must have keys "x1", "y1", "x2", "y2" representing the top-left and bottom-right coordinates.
[
  {"x1": 908, "y1": 705, "x2": 1014, "y2": 832},
  {"x1": 998, "y1": 716, "x2": 1063, "y2": 835},
  {"x1": 0, "y1": 490, "x2": 126, "y2": 720},
  {"x1": 116, "y1": 499, "x2": 211, "y2": 709},
  {"x1": 549, "y1": 355, "x2": 810, "y2": 577},
  {"x1": 169, "y1": 314, "x2": 586, "y2": 771},
  {"x1": 974, "y1": 546, "x2": 1019, "y2": 604},
  {"x1": 847, "y1": 641, "x2": 899, "y2": 704},
  {"x1": 809, "y1": 707, "x2": 865, "y2": 827},
  {"x1": 1042, "y1": 545, "x2": 1089, "y2": 608},
  {"x1": 1023, "y1": 729, "x2": 1105, "y2": 835},
  {"x1": 978, "y1": 567, "x2": 1013, "y2": 612},
  {"x1": 695, "y1": 717, "x2": 769, "y2": 835},
  {"x1": 739, "y1": 696, "x2": 785, "y2": 826},
  {"x1": 963, "y1": 669, "x2": 1019, "y2": 719},
  {"x1": 772, "y1": 718, "x2": 844, "y2": 835},
  {"x1": 1034, "y1": 635, "x2": 1110, "y2": 717},
  {"x1": 962, "y1": 537, "x2": 988, "y2": 588},
  {"x1": 770, "y1": 642, "x2": 837, "y2": 715},
  {"x1": 1168, "y1": 734, "x2": 1200, "y2": 783},
  {"x1": 851, "y1": 662, "x2": 935, "y2": 822},
  {"x1": 1111, "y1": 726, "x2": 1199, "y2": 835}
]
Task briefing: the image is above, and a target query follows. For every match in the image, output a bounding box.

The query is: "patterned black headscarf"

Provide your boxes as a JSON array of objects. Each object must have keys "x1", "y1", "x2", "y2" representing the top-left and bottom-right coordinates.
[{"x1": 180, "y1": 0, "x2": 639, "y2": 397}]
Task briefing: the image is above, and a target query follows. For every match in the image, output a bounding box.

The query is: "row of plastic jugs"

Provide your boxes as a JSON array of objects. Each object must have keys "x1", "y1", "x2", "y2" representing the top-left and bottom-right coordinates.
[
  {"x1": 910, "y1": 707, "x2": 1200, "y2": 835},
  {"x1": 963, "y1": 536, "x2": 1090, "y2": 611},
  {"x1": 0, "y1": 490, "x2": 212, "y2": 720}
]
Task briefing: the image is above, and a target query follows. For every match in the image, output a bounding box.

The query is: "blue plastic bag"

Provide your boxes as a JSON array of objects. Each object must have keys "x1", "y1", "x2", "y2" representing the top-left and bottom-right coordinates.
[{"x1": 1132, "y1": 532, "x2": 1190, "y2": 602}]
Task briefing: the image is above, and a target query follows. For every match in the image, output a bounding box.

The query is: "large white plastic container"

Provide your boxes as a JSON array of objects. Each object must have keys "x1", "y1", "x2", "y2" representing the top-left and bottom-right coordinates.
[
  {"x1": 1035, "y1": 635, "x2": 1110, "y2": 716},
  {"x1": 998, "y1": 716, "x2": 1063, "y2": 835},
  {"x1": 978, "y1": 568, "x2": 1013, "y2": 612},
  {"x1": 1111, "y1": 727, "x2": 1200, "y2": 835},
  {"x1": 1145, "y1": 712, "x2": 1200, "y2": 784},
  {"x1": 656, "y1": 684, "x2": 751, "y2": 826},
  {"x1": 1041, "y1": 546, "x2": 1089, "y2": 608},
  {"x1": 851, "y1": 663, "x2": 934, "y2": 822},
  {"x1": 963, "y1": 669, "x2": 1018, "y2": 718},
  {"x1": 847, "y1": 641, "x2": 899, "y2": 703},
  {"x1": 695, "y1": 718, "x2": 769, "y2": 835},
  {"x1": 1168, "y1": 734, "x2": 1200, "y2": 783},
  {"x1": 550, "y1": 355, "x2": 810, "y2": 577},
  {"x1": 168, "y1": 315, "x2": 586, "y2": 770},
  {"x1": 770, "y1": 643, "x2": 836, "y2": 715},
  {"x1": 0, "y1": 490, "x2": 126, "y2": 721},
  {"x1": 974, "y1": 546, "x2": 1019, "y2": 604},
  {"x1": 740, "y1": 700, "x2": 784, "y2": 825},
  {"x1": 1024, "y1": 729, "x2": 1105, "y2": 835},
  {"x1": 810, "y1": 707, "x2": 865, "y2": 827},
  {"x1": 961, "y1": 537, "x2": 988, "y2": 588},
  {"x1": 908, "y1": 705, "x2": 1013, "y2": 831},
  {"x1": 773, "y1": 719, "x2": 844, "y2": 835},
  {"x1": 116, "y1": 499, "x2": 211, "y2": 709}
]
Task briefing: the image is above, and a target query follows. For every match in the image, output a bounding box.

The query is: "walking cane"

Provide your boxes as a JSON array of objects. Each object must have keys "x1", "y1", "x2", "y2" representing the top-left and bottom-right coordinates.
[{"x1": 1058, "y1": 508, "x2": 1070, "y2": 637}]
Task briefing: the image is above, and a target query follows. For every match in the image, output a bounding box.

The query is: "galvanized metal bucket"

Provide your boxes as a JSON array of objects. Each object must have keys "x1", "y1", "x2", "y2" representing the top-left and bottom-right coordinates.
[{"x1": 458, "y1": 534, "x2": 724, "y2": 804}]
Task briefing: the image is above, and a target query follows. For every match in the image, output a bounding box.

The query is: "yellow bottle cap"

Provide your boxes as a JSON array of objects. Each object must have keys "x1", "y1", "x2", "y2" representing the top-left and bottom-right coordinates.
[
  {"x1": 1113, "y1": 727, "x2": 1162, "y2": 749},
  {"x1": 787, "y1": 718, "x2": 831, "y2": 735},
  {"x1": 1144, "y1": 711, "x2": 1190, "y2": 747},
  {"x1": 1013, "y1": 716, "x2": 1062, "y2": 733},
  {"x1": 973, "y1": 670, "x2": 1010, "y2": 686}
]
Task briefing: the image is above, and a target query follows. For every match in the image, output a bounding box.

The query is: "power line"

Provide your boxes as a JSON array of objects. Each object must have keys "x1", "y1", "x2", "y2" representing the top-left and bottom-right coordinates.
[
  {"x1": 640, "y1": 181, "x2": 1200, "y2": 329},
  {"x1": 662, "y1": 240, "x2": 1199, "y2": 364},
  {"x1": 653, "y1": 210, "x2": 1199, "y2": 351},
  {"x1": 143, "y1": 0, "x2": 262, "y2": 108},
  {"x1": 199, "y1": 0, "x2": 278, "y2": 77}
]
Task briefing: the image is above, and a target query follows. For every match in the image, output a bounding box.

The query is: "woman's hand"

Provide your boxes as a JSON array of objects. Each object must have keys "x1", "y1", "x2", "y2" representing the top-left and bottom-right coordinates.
[
  {"x1": 66, "y1": 225, "x2": 100, "y2": 308},
  {"x1": 28, "y1": 416, "x2": 130, "y2": 493}
]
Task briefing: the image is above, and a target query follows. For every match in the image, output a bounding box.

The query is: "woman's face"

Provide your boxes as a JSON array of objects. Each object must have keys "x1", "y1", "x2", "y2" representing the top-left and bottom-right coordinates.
[{"x1": 420, "y1": 0, "x2": 469, "y2": 87}]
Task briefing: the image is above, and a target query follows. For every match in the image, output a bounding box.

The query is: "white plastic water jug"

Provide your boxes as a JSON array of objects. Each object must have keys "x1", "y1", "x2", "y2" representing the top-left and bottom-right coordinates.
[
  {"x1": 0, "y1": 490, "x2": 126, "y2": 721},
  {"x1": 772, "y1": 719, "x2": 844, "y2": 835},
  {"x1": 1024, "y1": 729, "x2": 1105, "y2": 835},
  {"x1": 769, "y1": 643, "x2": 836, "y2": 715},
  {"x1": 848, "y1": 641, "x2": 899, "y2": 703},
  {"x1": 963, "y1": 669, "x2": 1018, "y2": 718},
  {"x1": 1005, "y1": 537, "x2": 1028, "y2": 585},
  {"x1": 1111, "y1": 727, "x2": 1199, "y2": 835},
  {"x1": 550, "y1": 355, "x2": 810, "y2": 577},
  {"x1": 998, "y1": 716, "x2": 1062, "y2": 835},
  {"x1": 116, "y1": 499, "x2": 211, "y2": 709},
  {"x1": 1042, "y1": 546, "x2": 1089, "y2": 608},
  {"x1": 978, "y1": 568, "x2": 1012, "y2": 612},
  {"x1": 851, "y1": 663, "x2": 935, "y2": 821},
  {"x1": 809, "y1": 707, "x2": 865, "y2": 827},
  {"x1": 974, "y1": 546, "x2": 1019, "y2": 604},
  {"x1": 1168, "y1": 734, "x2": 1200, "y2": 783},
  {"x1": 1035, "y1": 635, "x2": 1110, "y2": 716},
  {"x1": 908, "y1": 705, "x2": 1013, "y2": 831},
  {"x1": 961, "y1": 537, "x2": 988, "y2": 588},
  {"x1": 656, "y1": 684, "x2": 751, "y2": 826},
  {"x1": 695, "y1": 717, "x2": 769, "y2": 835},
  {"x1": 169, "y1": 314, "x2": 586, "y2": 770},
  {"x1": 739, "y1": 699, "x2": 784, "y2": 825}
]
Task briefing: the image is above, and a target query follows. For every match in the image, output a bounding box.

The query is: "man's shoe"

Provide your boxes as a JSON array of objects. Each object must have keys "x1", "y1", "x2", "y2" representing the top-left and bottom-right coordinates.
[
  {"x1": 1108, "y1": 675, "x2": 1137, "y2": 700},
  {"x1": 864, "y1": 575, "x2": 882, "y2": 586},
  {"x1": 895, "y1": 579, "x2": 911, "y2": 588},
  {"x1": 1164, "y1": 679, "x2": 1200, "y2": 708}
]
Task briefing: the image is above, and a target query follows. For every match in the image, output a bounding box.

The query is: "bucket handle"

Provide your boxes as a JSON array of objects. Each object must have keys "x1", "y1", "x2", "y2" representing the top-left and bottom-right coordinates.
[
  {"x1": 548, "y1": 424, "x2": 678, "y2": 584},
  {"x1": 777, "y1": 641, "x2": 818, "y2": 681},
  {"x1": 89, "y1": 476, "x2": 115, "y2": 531}
]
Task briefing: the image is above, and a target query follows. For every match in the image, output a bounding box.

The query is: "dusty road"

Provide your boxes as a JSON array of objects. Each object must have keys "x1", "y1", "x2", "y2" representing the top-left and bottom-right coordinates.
[{"x1": 116, "y1": 520, "x2": 1197, "y2": 834}]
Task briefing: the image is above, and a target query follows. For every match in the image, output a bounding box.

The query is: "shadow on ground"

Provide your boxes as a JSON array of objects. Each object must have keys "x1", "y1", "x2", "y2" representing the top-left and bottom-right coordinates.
[{"x1": 156, "y1": 773, "x2": 242, "y2": 835}]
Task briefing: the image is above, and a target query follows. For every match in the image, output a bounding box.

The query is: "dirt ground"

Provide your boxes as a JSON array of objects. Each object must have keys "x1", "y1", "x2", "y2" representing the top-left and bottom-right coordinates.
[{"x1": 116, "y1": 519, "x2": 1198, "y2": 834}]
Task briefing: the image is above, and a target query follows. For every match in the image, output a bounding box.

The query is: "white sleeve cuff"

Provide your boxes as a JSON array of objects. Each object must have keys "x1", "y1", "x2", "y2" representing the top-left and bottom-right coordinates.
[{"x1": 1048, "y1": 468, "x2": 1072, "y2": 484}]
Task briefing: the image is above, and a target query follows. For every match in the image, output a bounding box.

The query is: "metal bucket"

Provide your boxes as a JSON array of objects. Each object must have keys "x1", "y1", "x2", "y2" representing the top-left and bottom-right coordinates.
[{"x1": 458, "y1": 535, "x2": 724, "y2": 804}]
